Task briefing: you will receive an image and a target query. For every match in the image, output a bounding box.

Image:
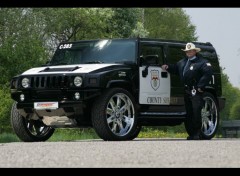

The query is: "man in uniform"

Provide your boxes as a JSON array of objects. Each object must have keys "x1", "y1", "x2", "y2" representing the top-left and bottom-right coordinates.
[{"x1": 161, "y1": 42, "x2": 213, "y2": 140}]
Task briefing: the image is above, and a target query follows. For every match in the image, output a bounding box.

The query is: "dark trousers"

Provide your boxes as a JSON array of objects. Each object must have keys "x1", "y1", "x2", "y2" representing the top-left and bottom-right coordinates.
[{"x1": 184, "y1": 91, "x2": 204, "y2": 134}]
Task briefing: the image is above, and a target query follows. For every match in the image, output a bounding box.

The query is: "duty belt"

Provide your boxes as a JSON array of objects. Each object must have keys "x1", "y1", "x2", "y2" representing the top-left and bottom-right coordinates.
[{"x1": 184, "y1": 85, "x2": 197, "y2": 96}]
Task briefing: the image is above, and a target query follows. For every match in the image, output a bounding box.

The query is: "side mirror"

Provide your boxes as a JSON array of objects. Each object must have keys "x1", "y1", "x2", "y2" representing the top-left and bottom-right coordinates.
[{"x1": 142, "y1": 65, "x2": 149, "y2": 77}]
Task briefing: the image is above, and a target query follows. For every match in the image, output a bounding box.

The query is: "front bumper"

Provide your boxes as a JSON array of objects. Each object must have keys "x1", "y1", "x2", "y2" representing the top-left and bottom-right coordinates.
[
  {"x1": 11, "y1": 88, "x2": 101, "y2": 118},
  {"x1": 16, "y1": 101, "x2": 85, "y2": 118},
  {"x1": 11, "y1": 88, "x2": 101, "y2": 102}
]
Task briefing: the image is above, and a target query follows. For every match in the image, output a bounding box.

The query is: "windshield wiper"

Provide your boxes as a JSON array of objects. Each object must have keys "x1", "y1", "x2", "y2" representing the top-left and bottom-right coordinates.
[{"x1": 84, "y1": 61, "x2": 104, "y2": 64}]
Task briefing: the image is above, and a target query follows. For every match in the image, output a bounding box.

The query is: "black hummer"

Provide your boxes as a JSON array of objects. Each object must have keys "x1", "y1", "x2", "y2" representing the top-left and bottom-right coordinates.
[{"x1": 10, "y1": 38, "x2": 225, "y2": 141}]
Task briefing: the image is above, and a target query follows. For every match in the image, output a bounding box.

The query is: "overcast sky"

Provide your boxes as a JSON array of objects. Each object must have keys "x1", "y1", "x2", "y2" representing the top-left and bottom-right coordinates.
[{"x1": 183, "y1": 8, "x2": 240, "y2": 88}]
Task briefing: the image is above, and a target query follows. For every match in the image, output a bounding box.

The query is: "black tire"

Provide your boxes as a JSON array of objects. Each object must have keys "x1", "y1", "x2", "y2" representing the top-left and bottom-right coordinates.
[
  {"x1": 184, "y1": 92, "x2": 219, "y2": 140},
  {"x1": 128, "y1": 125, "x2": 142, "y2": 140},
  {"x1": 200, "y1": 92, "x2": 219, "y2": 139},
  {"x1": 91, "y1": 88, "x2": 138, "y2": 141},
  {"x1": 11, "y1": 102, "x2": 55, "y2": 142}
]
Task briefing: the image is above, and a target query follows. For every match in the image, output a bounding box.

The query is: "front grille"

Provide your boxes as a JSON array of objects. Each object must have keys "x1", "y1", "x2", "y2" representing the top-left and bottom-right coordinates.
[
  {"x1": 32, "y1": 90, "x2": 63, "y2": 100},
  {"x1": 29, "y1": 75, "x2": 71, "y2": 89}
]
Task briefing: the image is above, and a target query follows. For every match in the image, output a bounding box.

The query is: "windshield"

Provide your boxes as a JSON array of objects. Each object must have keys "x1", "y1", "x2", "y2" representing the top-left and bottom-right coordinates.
[{"x1": 49, "y1": 39, "x2": 136, "y2": 66}]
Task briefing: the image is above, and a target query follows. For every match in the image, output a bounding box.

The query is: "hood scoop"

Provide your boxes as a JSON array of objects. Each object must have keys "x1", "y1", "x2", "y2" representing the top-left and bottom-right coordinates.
[{"x1": 39, "y1": 66, "x2": 80, "y2": 72}]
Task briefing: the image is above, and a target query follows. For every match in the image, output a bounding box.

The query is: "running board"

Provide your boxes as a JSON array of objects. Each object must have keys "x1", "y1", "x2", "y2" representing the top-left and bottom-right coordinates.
[{"x1": 139, "y1": 111, "x2": 186, "y2": 118}]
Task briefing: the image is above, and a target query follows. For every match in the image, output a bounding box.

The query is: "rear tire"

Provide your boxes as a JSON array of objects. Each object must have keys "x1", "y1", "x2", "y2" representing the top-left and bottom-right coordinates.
[
  {"x1": 184, "y1": 92, "x2": 219, "y2": 140},
  {"x1": 200, "y1": 92, "x2": 219, "y2": 139},
  {"x1": 11, "y1": 102, "x2": 55, "y2": 142}
]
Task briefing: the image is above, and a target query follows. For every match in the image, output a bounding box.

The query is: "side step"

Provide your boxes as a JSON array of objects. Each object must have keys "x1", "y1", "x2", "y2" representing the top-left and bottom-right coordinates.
[
  {"x1": 138, "y1": 112, "x2": 186, "y2": 126},
  {"x1": 139, "y1": 111, "x2": 186, "y2": 118}
]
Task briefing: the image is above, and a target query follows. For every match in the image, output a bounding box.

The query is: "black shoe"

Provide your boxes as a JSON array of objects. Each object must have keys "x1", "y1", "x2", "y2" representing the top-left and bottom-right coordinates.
[
  {"x1": 187, "y1": 134, "x2": 200, "y2": 140},
  {"x1": 187, "y1": 136, "x2": 192, "y2": 140}
]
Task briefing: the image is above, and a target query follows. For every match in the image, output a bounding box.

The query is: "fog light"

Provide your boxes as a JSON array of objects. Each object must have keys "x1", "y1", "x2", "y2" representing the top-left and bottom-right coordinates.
[
  {"x1": 74, "y1": 92, "x2": 80, "y2": 100},
  {"x1": 20, "y1": 94, "x2": 25, "y2": 101}
]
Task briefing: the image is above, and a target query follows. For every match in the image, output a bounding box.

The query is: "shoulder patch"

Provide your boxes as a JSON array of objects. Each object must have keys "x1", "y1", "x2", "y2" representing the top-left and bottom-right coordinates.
[{"x1": 206, "y1": 63, "x2": 211, "y2": 66}]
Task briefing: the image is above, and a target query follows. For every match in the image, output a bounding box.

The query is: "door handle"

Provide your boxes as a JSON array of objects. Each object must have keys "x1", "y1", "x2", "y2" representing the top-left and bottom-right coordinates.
[{"x1": 161, "y1": 72, "x2": 168, "y2": 78}]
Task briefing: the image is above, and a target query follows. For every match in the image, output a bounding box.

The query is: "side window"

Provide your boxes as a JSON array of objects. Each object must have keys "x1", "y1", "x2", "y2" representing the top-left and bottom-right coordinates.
[
  {"x1": 139, "y1": 43, "x2": 164, "y2": 65},
  {"x1": 167, "y1": 46, "x2": 185, "y2": 64},
  {"x1": 167, "y1": 45, "x2": 185, "y2": 90},
  {"x1": 198, "y1": 49, "x2": 220, "y2": 72}
]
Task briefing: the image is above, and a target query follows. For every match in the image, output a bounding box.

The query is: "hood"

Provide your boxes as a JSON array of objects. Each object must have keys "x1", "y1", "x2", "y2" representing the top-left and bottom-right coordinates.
[{"x1": 21, "y1": 64, "x2": 119, "y2": 75}]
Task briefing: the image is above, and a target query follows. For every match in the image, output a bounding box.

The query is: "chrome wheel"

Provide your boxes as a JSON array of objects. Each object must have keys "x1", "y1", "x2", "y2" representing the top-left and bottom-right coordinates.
[
  {"x1": 91, "y1": 88, "x2": 138, "y2": 141},
  {"x1": 25, "y1": 119, "x2": 53, "y2": 138},
  {"x1": 11, "y1": 102, "x2": 55, "y2": 142},
  {"x1": 106, "y1": 93, "x2": 135, "y2": 136},
  {"x1": 201, "y1": 93, "x2": 219, "y2": 139}
]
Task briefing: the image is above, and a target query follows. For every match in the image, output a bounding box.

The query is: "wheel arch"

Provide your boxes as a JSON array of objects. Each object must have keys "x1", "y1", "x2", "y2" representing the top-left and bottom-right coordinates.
[
  {"x1": 204, "y1": 87, "x2": 219, "y2": 108},
  {"x1": 106, "y1": 80, "x2": 136, "y2": 95}
]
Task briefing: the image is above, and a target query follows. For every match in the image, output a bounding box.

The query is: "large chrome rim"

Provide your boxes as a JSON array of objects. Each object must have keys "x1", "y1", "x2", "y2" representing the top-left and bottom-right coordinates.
[
  {"x1": 106, "y1": 93, "x2": 135, "y2": 136},
  {"x1": 201, "y1": 96, "x2": 218, "y2": 136},
  {"x1": 25, "y1": 119, "x2": 52, "y2": 137}
]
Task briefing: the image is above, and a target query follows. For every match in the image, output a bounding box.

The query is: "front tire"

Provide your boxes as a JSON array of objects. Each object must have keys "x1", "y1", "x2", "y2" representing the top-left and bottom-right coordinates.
[
  {"x1": 11, "y1": 102, "x2": 55, "y2": 142},
  {"x1": 91, "y1": 88, "x2": 138, "y2": 141},
  {"x1": 128, "y1": 125, "x2": 142, "y2": 140}
]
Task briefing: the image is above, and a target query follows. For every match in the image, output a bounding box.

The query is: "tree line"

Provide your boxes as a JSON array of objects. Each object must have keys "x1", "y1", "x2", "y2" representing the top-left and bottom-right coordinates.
[{"x1": 0, "y1": 8, "x2": 239, "y2": 133}]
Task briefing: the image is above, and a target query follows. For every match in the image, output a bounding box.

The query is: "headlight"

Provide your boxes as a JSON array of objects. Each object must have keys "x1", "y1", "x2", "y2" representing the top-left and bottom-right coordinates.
[
  {"x1": 10, "y1": 79, "x2": 17, "y2": 89},
  {"x1": 21, "y1": 78, "x2": 30, "y2": 88},
  {"x1": 74, "y1": 76, "x2": 82, "y2": 87}
]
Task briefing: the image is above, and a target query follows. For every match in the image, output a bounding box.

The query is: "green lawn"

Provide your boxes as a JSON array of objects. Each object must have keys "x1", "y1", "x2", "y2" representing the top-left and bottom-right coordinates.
[{"x1": 0, "y1": 127, "x2": 189, "y2": 143}]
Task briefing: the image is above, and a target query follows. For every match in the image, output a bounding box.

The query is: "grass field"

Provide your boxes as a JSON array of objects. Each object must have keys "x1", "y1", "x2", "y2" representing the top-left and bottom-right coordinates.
[{"x1": 0, "y1": 126, "x2": 189, "y2": 143}]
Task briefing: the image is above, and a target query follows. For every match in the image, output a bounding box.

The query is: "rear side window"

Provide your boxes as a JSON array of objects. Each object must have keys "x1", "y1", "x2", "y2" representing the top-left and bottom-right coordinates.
[
  {"x1": 167, "y1": 46, "x2": 186, "y2": 64},
  {"x1": 167, "y1": 46, "x2": 220, "y2": 73},
  {"x1": 198, "y1": 49, "x2": 220, "y2": 72}
]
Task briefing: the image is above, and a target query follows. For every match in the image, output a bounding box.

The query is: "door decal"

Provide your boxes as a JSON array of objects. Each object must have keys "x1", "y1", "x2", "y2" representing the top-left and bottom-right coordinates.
[
  {"x1": 150, "y1": 70, "x2": 160, "y2": 91},
  {"x1": 139, "y1": 66, "x2": 170, "y2": 105}
]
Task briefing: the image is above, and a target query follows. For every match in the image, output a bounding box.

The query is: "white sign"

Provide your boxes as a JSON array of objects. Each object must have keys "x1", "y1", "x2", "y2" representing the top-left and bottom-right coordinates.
[
  {"x1": 139, "y1": 66, "x2": 171, "y2": 105},
  {"x1": 34, "y1": 102, "x2": 59, "y2": 110}
]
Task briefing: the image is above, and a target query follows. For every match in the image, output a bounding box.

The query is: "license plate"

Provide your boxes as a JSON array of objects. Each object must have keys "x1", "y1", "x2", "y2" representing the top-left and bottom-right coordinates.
[{"x1": 34, "y1": 102, "x2": 58, "y2": 110}]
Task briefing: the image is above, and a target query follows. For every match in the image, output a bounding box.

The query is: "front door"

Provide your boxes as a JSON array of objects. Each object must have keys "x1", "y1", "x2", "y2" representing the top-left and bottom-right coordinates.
[
  {"x1": 139, "y1": 42, "x2": 171, "y2": 105},
  {"x1": 139, "y1": 66, "x2": 170, "y2": 105}
]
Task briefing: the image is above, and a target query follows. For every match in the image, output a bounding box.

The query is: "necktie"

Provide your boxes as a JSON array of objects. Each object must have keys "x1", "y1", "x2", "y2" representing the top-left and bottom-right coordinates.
[{"x1": 183, "y1": 60, "x2": 191, "y2": 76}]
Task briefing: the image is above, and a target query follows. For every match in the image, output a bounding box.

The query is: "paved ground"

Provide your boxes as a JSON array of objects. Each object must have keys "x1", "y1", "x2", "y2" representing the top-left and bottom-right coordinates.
[{"x1": 0, "y1": 138, "x2": 239, "y2": 168}]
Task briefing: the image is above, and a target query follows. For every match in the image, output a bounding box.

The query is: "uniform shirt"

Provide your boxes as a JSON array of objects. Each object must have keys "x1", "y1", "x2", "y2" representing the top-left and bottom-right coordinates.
[
  {"x1": 183, "y1": 56, "x2": 196, "y2": 76},
  {"x1": 166, "y1": 56, "x2": 213, "y2": 90}
]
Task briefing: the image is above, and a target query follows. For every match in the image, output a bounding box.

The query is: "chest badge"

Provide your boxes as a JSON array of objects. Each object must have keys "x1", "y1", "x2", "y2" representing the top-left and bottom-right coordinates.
[{"x1": 190, "y1": 65, "x2": 194, "y2": 70}]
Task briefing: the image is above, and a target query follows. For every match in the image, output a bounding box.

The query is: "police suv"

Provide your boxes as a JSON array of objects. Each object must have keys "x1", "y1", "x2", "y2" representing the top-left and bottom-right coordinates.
[{"x1": 10, "y1": 38, "x2": 225, "y2": 141}]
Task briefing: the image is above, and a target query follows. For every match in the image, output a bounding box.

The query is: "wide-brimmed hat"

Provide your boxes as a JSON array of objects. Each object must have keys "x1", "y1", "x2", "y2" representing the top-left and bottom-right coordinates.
[{"x1": 182, "y1": 42, "x2": 201, "y2": 52}]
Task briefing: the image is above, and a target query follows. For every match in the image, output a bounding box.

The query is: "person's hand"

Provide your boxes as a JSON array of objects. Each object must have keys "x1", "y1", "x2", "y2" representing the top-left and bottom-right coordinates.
[
  {"x1": 197, "y1": 88, "x2": 203, "y2": 93},
  {"x1": 161, "y1": 64, "x2": 168, "y2": 70}
]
